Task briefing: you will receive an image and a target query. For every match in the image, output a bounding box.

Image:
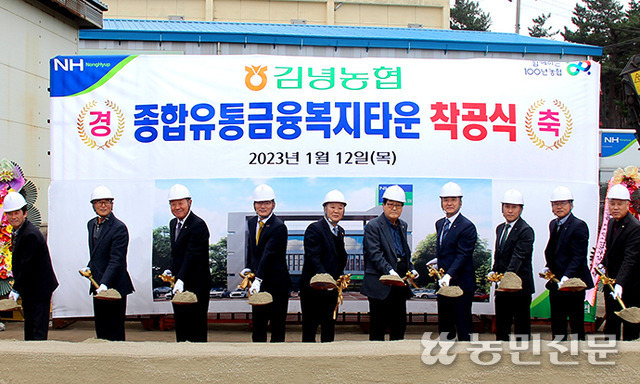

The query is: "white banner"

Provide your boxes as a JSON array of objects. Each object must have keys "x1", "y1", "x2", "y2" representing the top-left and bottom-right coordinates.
[{"x1": 49, "y1": 55, "x2": 600, "y2": 317}]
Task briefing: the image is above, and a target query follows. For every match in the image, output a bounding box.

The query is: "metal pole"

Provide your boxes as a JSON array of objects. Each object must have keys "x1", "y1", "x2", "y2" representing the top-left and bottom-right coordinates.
[{"x1": 515, "y1": 0, "x2": 521, "y2": 34}]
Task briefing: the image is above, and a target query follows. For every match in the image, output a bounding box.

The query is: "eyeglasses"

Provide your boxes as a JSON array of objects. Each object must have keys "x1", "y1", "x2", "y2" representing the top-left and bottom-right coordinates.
[
  {"x1": 254, "y1": 201, "x2": 273, "y2": 206},
  {"x1": 551, "y1": 201, "x2": 570, "y2": 207},
  {"x1": 92, "y1": 200, "x2": 112, "y2": 206},
  {"x1": 385, "y1": 202, "x2": 404, "y2": 209}
]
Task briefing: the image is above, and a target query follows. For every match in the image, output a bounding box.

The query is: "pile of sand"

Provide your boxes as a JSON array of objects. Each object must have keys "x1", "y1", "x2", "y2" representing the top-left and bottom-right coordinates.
[{"x1": 0, "y1": 338, "x2": 638, "y2": 383}]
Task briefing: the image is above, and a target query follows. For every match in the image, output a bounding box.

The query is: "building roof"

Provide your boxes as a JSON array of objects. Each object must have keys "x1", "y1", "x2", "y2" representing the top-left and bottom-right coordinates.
[{"x1": 80, "y1": 19, "x2": 602, "y2": 57}]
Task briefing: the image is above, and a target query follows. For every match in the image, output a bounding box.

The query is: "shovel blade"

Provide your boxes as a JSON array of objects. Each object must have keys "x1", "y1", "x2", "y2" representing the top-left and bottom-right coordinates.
[
  {"x1": 437, "y1": 285, "x2": 463, "y2": 298},
  {"x1": 0, "y1": 299, "x2": 21, "y2": 311},
  {"x1": 615, "y1": 307, "x2": 640, "y2": 324}
]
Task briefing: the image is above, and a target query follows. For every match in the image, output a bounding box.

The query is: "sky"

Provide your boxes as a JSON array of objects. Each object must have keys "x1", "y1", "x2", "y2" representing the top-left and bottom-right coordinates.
[{"x1": 451, "y1": 0, "x2": 632, "y2": 37}]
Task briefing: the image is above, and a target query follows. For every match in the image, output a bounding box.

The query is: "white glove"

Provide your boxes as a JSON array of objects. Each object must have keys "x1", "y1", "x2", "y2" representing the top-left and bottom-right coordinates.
[
  {"x1": 539, "y1": 267, "x2": 550, "y2": 276},
  {"x1": 487, "y1": 271, "x2": 497, "y2": 279},
  {"x1": 80, "y1": 267, "x2": 90, "y2": 273},
  {"x1": 240, "y1": 268, "x2": 252, "y2": 276},
  {"x1": 173, "y1": 279, "x2": 184, "y2": 294},
  {"x1": 612, "y1": 284, "x2": 623, "y2": 300},
  {"x1": 163, "y1": 269, "x2": 172, "y2": 277},
  {"x1": 96, "y1": 284, "x2": 108, "y2": 294},
  {"x1": 439, "y1": 274, "x2": 451, "y2": 287},
  {"x1": 249, "y1": 277, "x2": 262, "y2": 295},
  {"x1": 411, "y1": 269, "x2": 420, "y2": 279},
  {"x1": 8, "y1": 290, "x2": 19, "y2": 302},
  {"x1": 388, "y1": 269, "x2": 399, "y2": 277},
  {"x1": 558, "y1": 276, "x2": 569, "y2": 289},
  {"x1": 426, "y1": 258, "x2": 438, "y2": 269}
]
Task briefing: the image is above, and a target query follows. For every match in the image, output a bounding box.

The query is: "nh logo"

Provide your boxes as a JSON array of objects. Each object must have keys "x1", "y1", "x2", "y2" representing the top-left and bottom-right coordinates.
[
  {"x1": 53, "y1": 58, "x2": 84, "y2": 71},
  {"x1": 604, "y1": 137, "x2": 619, "y2": 143}
]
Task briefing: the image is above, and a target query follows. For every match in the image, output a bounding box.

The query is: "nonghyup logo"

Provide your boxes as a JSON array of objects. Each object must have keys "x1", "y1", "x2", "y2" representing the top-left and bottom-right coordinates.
[
  {"x1": 245, "y1": 65, "x2": 268, "y2": 91},
  {"x1": 77, "y1": 100, "x2": 125, "y2": 150},
  {"x1": 567, "y1": 61, "x2": 592, "y2": 76}
]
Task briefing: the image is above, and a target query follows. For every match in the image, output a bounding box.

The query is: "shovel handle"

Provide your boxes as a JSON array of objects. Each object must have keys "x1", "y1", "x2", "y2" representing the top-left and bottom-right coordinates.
[
  {"x1": 595, "y1": 267, "x2": 627, "y2": 309},
  {"x1": 79, "y1": 269, "x2": 100, "y2": 290}
]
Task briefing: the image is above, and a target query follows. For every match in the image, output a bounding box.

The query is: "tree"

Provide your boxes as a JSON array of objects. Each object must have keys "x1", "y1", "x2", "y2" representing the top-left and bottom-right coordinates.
[
  {"x1": 529, "y1": 13, "x2": 559, "y2": 38},
  {"x1": 450, "y1": 0, "x2": 492, "y2": 31},
  {"x1": 209, "y1": 237, "x2": 228, "y2": 288},
  {"x1": 152, "y1": 226, "x2": 172, "y2": 288},
  {"x1": 562, "y1": 0, "x2": 629, "y2": 128},
  {"x1": 411, "y1": 233, "x2": 492, "y2": 293},
  {"x1": 152, "y1": 226, "x2": 229, "y2": 289}
]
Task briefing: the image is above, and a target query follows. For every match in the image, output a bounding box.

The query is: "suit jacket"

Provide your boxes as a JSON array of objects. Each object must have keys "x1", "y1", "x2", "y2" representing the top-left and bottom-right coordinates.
[
  {"x1": 491, "y1": 218, "x2": 535, "y2": 294},
  {"x1": 245, "y1": 214, "x2": 290, "y2": 294},
  {"x1": 300, "y1": 219, "x2": 348, "y2": 288},
  {"x1": 603, "y1": 212, "x2": 640, "y2": 293},
  {"x1": 169, "y1": 212, "x2": 212, "y2": 297},
  {"x1": 87, "y1": 213, "x2": 134, "y2": 295},
  {"x1": 361, "y1": 213, "x2": 414, "y2": 300},
  {"x1": 11, "y1": 220, "x2": 58, "y2": 301},
  {"x1": 435, "y1": 214, "x2": 477, "y2": 293},
  {"x1": 544, "y1": 213, "x2": 594, "y2": 290}
]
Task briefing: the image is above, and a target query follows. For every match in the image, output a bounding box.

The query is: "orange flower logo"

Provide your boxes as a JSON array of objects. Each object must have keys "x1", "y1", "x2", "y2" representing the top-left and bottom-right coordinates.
[{"x1": 245, "y1": 66, "x2": 268, "y2": 91}]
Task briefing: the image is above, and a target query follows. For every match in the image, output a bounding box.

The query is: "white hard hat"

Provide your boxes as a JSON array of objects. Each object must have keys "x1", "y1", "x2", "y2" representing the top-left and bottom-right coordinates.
[
  {"x1": 607, "y1": 184, "x2": 631, "y2": 201},
  {"x1": 323, "y1": 189, "x2": 347, "y2": 206},
  {"x1": 440, "y1": 182, "x2": 463, "y2": 198},
  {"x1": 501, "y1": 189, "x2": 524, "y2": 205},
  {"x1": 90, "y1": 186, "x2": 114, "y2": 202},
  {"x1": 3, "y1": 192, "x2": 27, "y2": 212},
  {"x1": 550, "y1": 186, "x2": 573, "y2": 202},
  {"x1": 253, "y1": 184, "x2": 276, "y2": 202},
  {"x1": 382, "y1": 185, "x2": 406, "y2": 203},
  {"x1": 168, "y1": 184, "x2": 191, "y2": 201}
]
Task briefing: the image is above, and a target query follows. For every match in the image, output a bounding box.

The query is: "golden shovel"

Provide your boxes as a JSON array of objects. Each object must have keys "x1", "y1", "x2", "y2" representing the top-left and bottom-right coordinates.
[
  {"x1": 79, "y1": 269, "x2": 122, "y2": 300},
  {"x1": 333, "y1": 274, "x2": 351, "y2": 320},
  {"x1": 595, "y1": 266, "x2": 640, "y2": 324},
  {"x1": 488, "y1": 271, "x2": 522, "y2": 292},
  {"x1": 239, "y1": 270, "x2": 272, "y2": 306},
  {"x1": 427, "y1": 265, "x2": 463, "y2": 298},
  {"x1": 0, "y1": 281, "x2": 22, "y2": 311},
  {"x1": 403, "y1": 271, "x2": 419, "y2": 289},
  {"x1": 538, "y1": 270, "x2": 586, "y2": 292},
  {"x1": 158, "y1": 272, "x2": 197, "y2": 305}
]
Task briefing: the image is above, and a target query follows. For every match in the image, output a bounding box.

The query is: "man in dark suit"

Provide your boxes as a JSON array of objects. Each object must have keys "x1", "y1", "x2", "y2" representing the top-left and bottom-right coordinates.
[
  {"x1": 5, "y1": 192, "x2": 58, "y2": 340},
  {"x1": 84, "y1": 186, "x2": 135, "y2": 341},
  {"x1": 243, "y1": 184, "x2": 290, "y2": 342},
  {"x1": 167, "y1": 184, "x2": 211, "y2": 342},
  {"x1": 435, "y1": 182, "x2": 477, "y2": 341},
  {"x1": 361, "y1": 185, "x2": 418, "y2": 341},
  {"x1": 300, "y1": 189, "x2": 348, "y2": 342},
  {"x1": 542, "y1": 186, "x2": 593, "y2": 341},
  {"x1": 602, "y1": 184, "x2": 640, "y2": 340},
  {"x1": 489, "y1": 189, "x2": 534, "y2": 341}
]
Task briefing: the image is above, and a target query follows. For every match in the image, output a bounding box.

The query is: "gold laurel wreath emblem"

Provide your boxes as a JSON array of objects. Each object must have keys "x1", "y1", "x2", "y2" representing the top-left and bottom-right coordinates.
[
  {"x1": 76, "y1": 100, "x2": 125, "y2": 150},
  {"x1": 525, "y1": 99, "x2": 573, "y2": 151}
]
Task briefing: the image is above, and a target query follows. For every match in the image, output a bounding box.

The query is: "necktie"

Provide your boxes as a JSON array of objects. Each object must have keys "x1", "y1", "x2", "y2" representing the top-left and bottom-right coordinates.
[
  {"x1": 175, "y1": 221, "x2": 182, "y2": 239},
  {"x1": 499, "y1": 224, "x2": 511, "y2": 251},
  {"x1": 256, "y1": 221, "x2": 264, "y2": 244},
  {"x1": 332, "y1": 226, "x2": 339, "y2": 236},
  {"x1": 441, "y1": 219, "x2": 450, "y2": 244}
]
